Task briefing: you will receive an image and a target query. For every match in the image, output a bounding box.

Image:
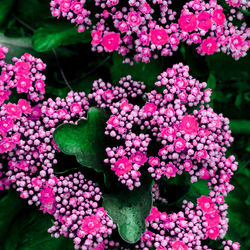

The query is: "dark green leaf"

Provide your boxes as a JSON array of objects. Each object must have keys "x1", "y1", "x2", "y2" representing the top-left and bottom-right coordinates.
[
  {"x1": 53, "y1": 107, "x2": 108, "y2": 172},
  {"x1": 4, "y1": 208, "x2": 73, "y2": 250},
  {"x1": 32, "y1": 21, "x2": 91, "y2": 52},
  {"x1": 102, "y1": 176, "x2": 153, "y2": 243},
  {"x1": 110, "y1": 53, "x2": 162, "y2": 90},
  {"x1": 0, "y1": 190, "x2": 25, "y2": 243},
  {"x1": 0, "y1": 33, "x2": 33, "y2": 62},
  {"x1": 0, "y1": 0, "x2": 15, "y2": 27}
]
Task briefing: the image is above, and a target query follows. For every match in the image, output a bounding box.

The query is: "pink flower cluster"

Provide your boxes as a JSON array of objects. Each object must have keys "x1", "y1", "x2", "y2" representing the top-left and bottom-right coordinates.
[
  {"x1": 88, "y1": 63, "x2": 237, "y2": 196},
  {"x1": 50, "y1": 0, "x2": 250, "y2": 62},
  {"x1": 50, "y1": 0, "x2": 91, "y2": 33},
  {"x1": 132, "y1": 196, "x2": 240, "y2": 250},
  {"x1": 225, "y1": 0, "x2": 250, "y2": 10},
  {"x1": 0, "y1": 45, "x2": 240, "y2": 249}
]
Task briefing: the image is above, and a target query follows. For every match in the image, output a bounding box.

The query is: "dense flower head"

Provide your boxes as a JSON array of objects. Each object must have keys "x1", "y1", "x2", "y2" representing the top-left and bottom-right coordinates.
[
  {"x1": 50, "y1": 0, "x2": 249, "y2": 63},
  {"x1": 0, "y1": 45, "x2": 240, "y2": 249}
]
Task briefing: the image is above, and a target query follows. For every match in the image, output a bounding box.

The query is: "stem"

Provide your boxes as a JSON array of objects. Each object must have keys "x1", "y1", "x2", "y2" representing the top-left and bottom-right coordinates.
[{"x1": 52, "y1": 49, "x2": 73, "y2": 90}]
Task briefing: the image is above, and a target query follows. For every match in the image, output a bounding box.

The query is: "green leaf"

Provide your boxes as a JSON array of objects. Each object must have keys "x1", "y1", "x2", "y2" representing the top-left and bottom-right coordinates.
[
  {"x1": 0, "y1": 33, "x2": 33, "y2": 63},
  {"x1": 110, "y1": 53, "x2": 162, "y2": 90},
  {"x1": 225, "y1": 176, "x2": 250, "y2": 249},
  {"x1": 14, "y1": 0, "x2": 51, "y2": 28},
  {"x1": 0, "y1": 0, "x2": 15, "y2": 27},
  {"x1": 53, "y1": 107, "x2": 108, "y2": 172},
  {"x1": 230, "y1": 120, "x2": 250, "y2": 135},
  {"x1": 4, "y1": 208, "x2": 73, "y2": 250},
  {"x1": 32, "y1": 21, "x2": 91, "y2": 52},
  {"x1": 206, "y1": 53, "x2": 250, "y2": 81},
  {"x1": 0, "y1": 190, "x2": 26, "y2": 243},
  {"x1": 102, "y1": 176, "x2": 153, "y2": 243}
]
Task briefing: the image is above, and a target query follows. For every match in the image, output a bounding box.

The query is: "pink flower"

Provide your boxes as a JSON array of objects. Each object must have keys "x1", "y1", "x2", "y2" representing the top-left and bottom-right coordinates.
[
  {"x1": 197, "y1": 195, "x2": 215, "y2": 213},
  {"x1": 144, "y1": 102, "x2": 157, "y2": 113},
  {"x1": 70, "y1": 103, "x2": 82, "y2": 114},
  {"x1": 130, "y1": 151, "x2": 147, "y2": 165},
  {"x1": 139, "y1": 2, "x2": 151, "y2": 14},
  {"x1": 197, "y1": 11, "x2": 212, "y2": 31},
  {"x1": 4, "y1": 103, "x2": 22, "y2": 119},
  {"x1": 160, "y1": 127, "x2": 176, "y2": 139},
  {"x1": 113, "y1": 157, "x2": 132, "y2": 176},
  {"x1": 14, "y1": 61, "x2": 31, "y2": 76},
  {"x1": 91, "y1": 30, "x2": 102, "y2": 45},
  {"x1": 71, "y1": 1, "x2": 83, "y2": 14},
  {"x1": 59, "y1": 0, "x2": 71, "y2": 13},
  {"x1": 179, "y1": 115, "x2": 199, "y2": 135},
  {"x1": 0, "y1": 71, "x2": 10, "y2": 82},
  {"x1": 118, "y1": 21, "x2": 129, "y2": 33},
  {"x1": 0, "y1": 118, "x2": 14, "y2": 133},
  {"x1": 199, "y1": 167, "x2": 210, "y2": 179},
  {"x1": 35, "y1": 80, "x2": 45, "y2": 93},
  {"x1": 127, "y1": 11, "x2": 141, "y2": 27},
  {"x1": 215, "y1": 195, "x2": 225, "y2": 204},
  {"x1": 148, "y1": 156, "x2": 160, "y2": 167},
  {"x1": 178, "y1": 14, "x2": 197, "y2": 32},
  {"x1": 141, "y1": 230, "x2": 153, "y2": 242},
  {"x1": 212, "y1": 9, "x2": 225, "y2": 26},
  {"x1": 32, "y1": 177, "x2": 42, "y2": 187},
  {"x1": 201, "y1": 37, "x2": 218, "y2": 55},
  {"x1": 174, "y1": 138, "x2": 186, "y2": 152},
  {"x1": 164, "y1": 163, "x2": 178, "y2": 178},
  {"x1": 184, "y1": 160, "x2": 192, "y2": 171},
  {"x1": 56, "y1": 108, "x2": 68, "y2": 119},
  {"x1": 198, "y1": 129, "x2": 210, "y2": 137},
  {"x1": 195, "y1": 149, "x2": 208, "y2": 161},
  {"x1": 107, "y1": 115, "x2": 120, "y2": 127},
  {"x1": 40, "y1": 186, "x2": 55, "y2": 205},
  {"x1": 101, "y1": 32, "x2": 120, "y2": 52},
  {"x1": 81, "y1": 214, "x2": 101, "y2": 234},
  {"x1": 174, "y1": 77, "x2": 188, "y2": 90},
  {"x1": 16, "y1": 77, "x2": 32, "y2": 93},
  {"x1": 18, "y1": 99, "x2": 31, "y2": 114},
  {"x1": 205, "y1": 210, "x2": 220, "y2": 226},
  {"x1": 150, "y1": 28, "x2": 169, "y2": 46},
  {"x1": 165, "y1": 108, "x2": 175, "y2": 118},
  {"x1": 206, "y1": 226, "x2": 219, "y2": 239},
  {"x1": 0, "y1": 137, "x2": 16, "y2": 153},
  {"x1": 229, "y1": 35, "x2": 245, "y2": 51},
  {"x1": 29, "y1": 106, "x2": 41, "y2": 120},
  {"x1": 227, "y1": 0, "x2": 241, "y2": 7},
  {"x1": 172, "y1": 241, "x2": 188, "y2": 250},
  {"x1": 120, "y1": 100, "x2": 133, "y2": 112},
  {"x1": 146, "y1": 206, "x2": 161, "y2": 222}
]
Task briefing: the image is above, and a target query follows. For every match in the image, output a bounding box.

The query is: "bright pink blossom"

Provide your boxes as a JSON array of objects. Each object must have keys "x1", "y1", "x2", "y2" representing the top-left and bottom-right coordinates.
[
  {"x1": 172, "y1": 241, "x2": 188, "y2": 250},
  {"x1": 179, "y1": 115, "x2": 199, "y2": 135},
  {"x1": 130, "y1": 151, "x2": 147, "y2": 165},
  {"x1": 197, "y1": 11, "x2": 212, "y2": 31},
  {"x1": 113, "y1": 157, "x2": 132, "y2": 176},
  {"x1": 81, "y1": 214, "x2": 101, "y2": 234},
  {"x1": 201, "y1": 37, "x2": 218, "y2": 55},
  {"x1": 101, "y1": 32, "x2": 120, "y2": 52},
  {"x1": 197, "y1": 195, "x2": 215, "y2": 213},
  {"x1": 178, "y1": 14, "x2": 197, "y2": 32},
  {"x1": 150, "y1": 28, "x2": 169, "y2": 46}
]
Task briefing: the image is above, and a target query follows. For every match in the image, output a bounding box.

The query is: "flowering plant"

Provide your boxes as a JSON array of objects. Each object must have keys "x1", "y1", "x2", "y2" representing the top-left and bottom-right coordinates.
[
  {"x1": 0, "y1": 0, "x2": 249, "y2": 249},
  {"x1": 50, "y1": 0, "x2": 250, "y2": 63},
  {"x1": 0, "y1": 44, "x2": 244, "y2": 249}
]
